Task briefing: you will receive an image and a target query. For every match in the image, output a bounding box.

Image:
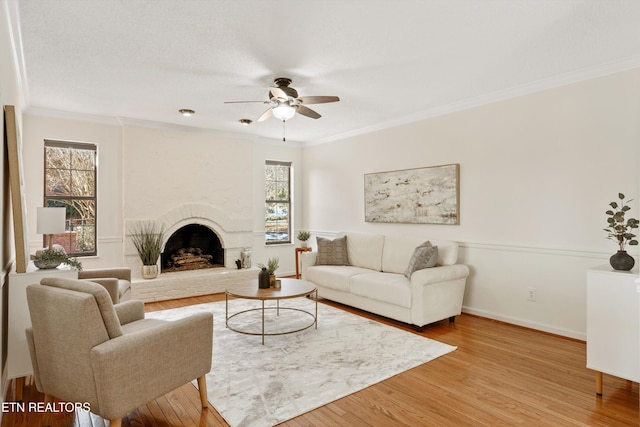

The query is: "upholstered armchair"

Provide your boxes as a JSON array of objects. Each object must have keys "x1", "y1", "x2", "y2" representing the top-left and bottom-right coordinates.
[
  {"x1": 78, "y1": 267, "x2": 132, "y2": 303},
  {"x1": 25, "y1": 278, "x2": 213, "y2": 427}
]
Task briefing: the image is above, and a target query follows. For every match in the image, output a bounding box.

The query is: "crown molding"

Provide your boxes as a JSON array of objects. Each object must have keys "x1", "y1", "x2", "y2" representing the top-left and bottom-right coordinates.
[
  {"x1": 24, "y1": 106, "x2": 123, "y2": 126},
  {"x1": 24, "y1": 107, "x2": 291, "y2": 146}
]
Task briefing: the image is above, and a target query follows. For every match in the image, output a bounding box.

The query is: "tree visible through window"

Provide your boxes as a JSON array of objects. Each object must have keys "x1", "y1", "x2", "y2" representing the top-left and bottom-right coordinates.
[
  {"x1": 265, "y1": 160, "x2": 291, "y2": 244},
  {"x1": 44, "y1": 140, "x2": 97, "y2": 256}
]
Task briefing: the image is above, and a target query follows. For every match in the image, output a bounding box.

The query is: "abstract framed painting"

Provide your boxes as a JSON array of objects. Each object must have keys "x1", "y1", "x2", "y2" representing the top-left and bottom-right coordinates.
[{"x1": 364, "y1": 163, "x2": 460, "y2": 225}]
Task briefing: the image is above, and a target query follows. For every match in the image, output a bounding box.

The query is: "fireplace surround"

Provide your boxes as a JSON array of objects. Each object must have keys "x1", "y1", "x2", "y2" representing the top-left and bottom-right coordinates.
[{"x1": 125, "y1": 204, "x2": 254, "y2": 288}]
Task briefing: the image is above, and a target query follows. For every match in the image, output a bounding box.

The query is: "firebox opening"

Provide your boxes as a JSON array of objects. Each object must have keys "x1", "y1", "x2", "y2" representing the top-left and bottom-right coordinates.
[{"x1": 161, "y1": 224, "x2": 224, "y2": 272}]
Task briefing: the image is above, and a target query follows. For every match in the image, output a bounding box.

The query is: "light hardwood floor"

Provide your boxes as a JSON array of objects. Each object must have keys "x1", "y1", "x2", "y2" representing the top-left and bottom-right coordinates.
[{"x1": 2, "y1": 292, "x2": 638, "y2": 426}]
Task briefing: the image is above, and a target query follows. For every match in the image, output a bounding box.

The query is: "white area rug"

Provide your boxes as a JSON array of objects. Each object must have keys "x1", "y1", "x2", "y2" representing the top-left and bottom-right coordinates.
[{"x1": 147, "y1": 298, "x2": 456, "y2": 427}]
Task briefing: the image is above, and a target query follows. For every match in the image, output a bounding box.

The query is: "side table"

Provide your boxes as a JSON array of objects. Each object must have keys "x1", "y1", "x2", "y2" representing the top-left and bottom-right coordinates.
[
  {"x1": 586, "y1": 265, "x2": 639, "y2": 396},
  {"x1": 8, "y1": 261, "x2": 78, "y2": 400},
  {"x1": 295, "y1": 246, "x2": 312, "y2": 279}
]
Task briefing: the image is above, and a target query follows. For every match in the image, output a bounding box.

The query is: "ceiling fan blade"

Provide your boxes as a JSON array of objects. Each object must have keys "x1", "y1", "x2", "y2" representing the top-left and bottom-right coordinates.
[
  {"x1": 296, "y1": 105, "x2": 321, "y2": 119},
  {"x1": 257, "y1": 108, "x2": 273, "y2": 122},
  {"x1": 224, "y1": 100, "x2": 267, "y2": 104},
  {"x1": 270, "y1": 87, "x2": 289, "y2": 101},
  {"x1": 297, "y1": 96, "x2": 340, "y2": 104}
]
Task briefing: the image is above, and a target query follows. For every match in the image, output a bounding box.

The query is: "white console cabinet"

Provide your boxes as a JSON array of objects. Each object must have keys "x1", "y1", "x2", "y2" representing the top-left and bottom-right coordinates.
[
  {"x1": 7, "y1": 262, "x2": 77, "y2": 398},
  {"x1": 586, "y1": 264, "x2": 639, "y2": 396}
]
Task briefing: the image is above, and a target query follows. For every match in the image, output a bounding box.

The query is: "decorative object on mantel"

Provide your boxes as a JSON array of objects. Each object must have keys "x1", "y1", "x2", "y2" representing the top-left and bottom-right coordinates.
[
  {"x1": 258, "y1": 257, "x2": 279, "y2": 287},
  {"x1": 130, "y1": 221, "x2": 165, "y2": 279},
  {"x1": 604, "y1": 193, "x2": 639, "y2": 271},
  {"x1": 364, "y1": 163, "x2": 460, "y2": 224},
  {"x1": 297, "y1": 230, "x2": 311, "y2": 247},
  {"x1": 241, "y1": 247, "x2": 252, "y2": 268},
  {"x1": 33, "y1": 245, "x2": 82, "y2": 270}
]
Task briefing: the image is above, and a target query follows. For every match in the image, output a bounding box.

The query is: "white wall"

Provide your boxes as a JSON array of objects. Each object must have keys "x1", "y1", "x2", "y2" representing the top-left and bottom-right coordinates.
[
  {"x1": 18, "y1": 118, "x2": 303, "y2": 278},
  {"x1": 122, "y1": 124, "x2": 253, "y2": 275},
  {"x1": 9, "y1": 41, "x2": 639, "y2": 341},
  {"x1": 302, "y1": 68, "x2": 640, "y2": 339},
  {"x1": 121, "y1": 123, "x2": 302, "y2": 277},
  {"x1": 21, "y1": 114, "x2": 123, "y2": 269}
]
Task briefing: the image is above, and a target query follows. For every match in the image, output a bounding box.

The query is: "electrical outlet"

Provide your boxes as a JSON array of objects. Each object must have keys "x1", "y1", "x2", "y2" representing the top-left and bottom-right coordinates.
[{"x1": 527, "y1": 287, "x2": 536, "y2": 302}]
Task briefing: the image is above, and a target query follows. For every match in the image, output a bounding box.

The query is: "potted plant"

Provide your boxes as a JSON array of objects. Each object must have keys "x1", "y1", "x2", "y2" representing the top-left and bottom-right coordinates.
[
  {"x1": 604, "y1": 193, "x2": 639, "y2": 271},
  {"x1": 258, "y1": 257, "x2": 279, "y2": 287},
  {"x1": 297, "y1": 230, "x2": 311, "y2": 247},
  {"x1": 33, "y1": 244, "x2": 83, "y2": 271},
  {"x1": 130, "y1": 221, "x2": 165, "y2": 279}
]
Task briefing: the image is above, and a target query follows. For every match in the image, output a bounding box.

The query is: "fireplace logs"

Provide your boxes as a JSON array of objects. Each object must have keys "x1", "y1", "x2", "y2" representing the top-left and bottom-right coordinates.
[{"x1": 167, "y1": 247, "x2": 214, "y2": 270}]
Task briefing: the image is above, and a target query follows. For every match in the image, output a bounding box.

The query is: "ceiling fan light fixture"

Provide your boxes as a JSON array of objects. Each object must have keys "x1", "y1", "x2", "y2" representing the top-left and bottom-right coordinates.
[
  {"x1": 179, "y1": 108, "x2": 195, "y2": 116},
  {"x1": 272, "y1": 103, "x2": 296, "y2": 121}
]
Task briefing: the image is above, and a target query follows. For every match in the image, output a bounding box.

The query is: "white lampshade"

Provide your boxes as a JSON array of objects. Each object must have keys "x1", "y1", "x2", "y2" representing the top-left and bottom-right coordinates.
[
  {"x1": 272, "y1": 103, "x2": 296, "y2": 121},
  {"x1": 37, "y1": 207, "x2": 66, "y2": 234}
]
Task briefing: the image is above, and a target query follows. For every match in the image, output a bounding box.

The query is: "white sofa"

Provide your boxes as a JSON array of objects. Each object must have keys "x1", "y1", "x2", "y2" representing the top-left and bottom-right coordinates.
[{"x1": 300, "y1": 232, "x2": 469, "y2": 331}]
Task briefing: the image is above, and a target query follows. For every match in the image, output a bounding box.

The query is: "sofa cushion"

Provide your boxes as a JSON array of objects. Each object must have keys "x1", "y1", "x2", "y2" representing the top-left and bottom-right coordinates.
[
  {"x1": 350, "y1": 273, "x2": 411, "y2": 308},
  {"x1": 344, "y1": 232, "x2": 384, "y2": 271},
  {"x1": 383, "y1": 236, "x2": 459, "y2": 271},
  {"x1": 382, "y1": 235, "x2": 430, "y2": 273},
  {"x1": 306, "y1": 266, "x2": 372, "y2": 292},
  {"x1": 316, "y1": 236, "x2": 349, "y2": 265},
  {"x1": 430, "y1": 240, "x2": 458, "y2": 266},
  {"x1": 404, "y1": 242, "x2": 438, "y2": 278}
]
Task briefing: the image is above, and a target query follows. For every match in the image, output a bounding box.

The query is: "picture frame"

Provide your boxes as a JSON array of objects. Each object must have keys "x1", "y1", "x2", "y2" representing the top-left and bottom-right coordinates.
[
  {"x1": 364, "y1": 163, "x2": 460, "y2": 225},
  {"x1": 4, "y1": 105, "x2": 29, "y2": 272}
]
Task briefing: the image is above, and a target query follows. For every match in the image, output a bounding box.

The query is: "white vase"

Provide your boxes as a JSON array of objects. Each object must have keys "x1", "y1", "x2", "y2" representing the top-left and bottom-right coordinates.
[
  {"x1": 301, "y1": 242, "x2": 308, "y2": 248},
  {"x1": 241, "y1": 247, "x2": 252, "y2": 268},
  {"x1": 141, "y1": 264, "x2": 158, "y2": 279}
]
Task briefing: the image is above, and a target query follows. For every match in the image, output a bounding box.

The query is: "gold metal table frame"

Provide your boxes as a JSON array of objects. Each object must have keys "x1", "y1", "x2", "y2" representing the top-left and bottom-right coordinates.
[{"x1": 225, "y1": 278, "x2": 318, "y2": 344}]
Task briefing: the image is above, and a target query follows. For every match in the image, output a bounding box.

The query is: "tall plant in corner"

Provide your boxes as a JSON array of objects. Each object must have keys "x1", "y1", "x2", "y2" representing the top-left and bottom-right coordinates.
[
  {"x1": 604, "y1": 193, "x2": 639, "y2": 271},
  {"x1": 130, "y1": 221, "x2": 165, "y2": 279}
]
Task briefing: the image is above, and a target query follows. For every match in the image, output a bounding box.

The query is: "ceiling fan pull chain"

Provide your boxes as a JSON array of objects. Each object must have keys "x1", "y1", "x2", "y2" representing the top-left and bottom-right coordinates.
[{"x1": 282, "y1": 120, "x2": 286, "y2": 142}]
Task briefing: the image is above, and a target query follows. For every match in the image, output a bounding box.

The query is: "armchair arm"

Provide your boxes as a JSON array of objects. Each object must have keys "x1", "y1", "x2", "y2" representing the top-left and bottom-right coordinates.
[
  {"x1": 114, "y1": 300, "x2": 145, "y2": 325},
  {"x1": 409, "y1": 264, "x2": 470, "y2": 327},
  {"x1": 84, "y1": 278, "x2": 119, "y2": 304},
  {"x1": 300, "y1": 252, "x2": 317, "y2": 280},
  {"x1": 78, "y1": 267, "x2": 131, "y2": 282},
  {"x1": 409, "y1": 264, "x2": 469, "y2": 286},
  {"x1": 90, "y1": 312, "x2": 213, "y2": 420}
]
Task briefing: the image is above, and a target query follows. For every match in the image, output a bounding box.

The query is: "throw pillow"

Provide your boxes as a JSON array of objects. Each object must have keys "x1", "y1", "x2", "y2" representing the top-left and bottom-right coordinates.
[
  {"x1": 316, "y1": 236, "x2": 349, "y2": 266},
  {"x1": 404, "y1": 241, "x2": 438, "y2": 278}
]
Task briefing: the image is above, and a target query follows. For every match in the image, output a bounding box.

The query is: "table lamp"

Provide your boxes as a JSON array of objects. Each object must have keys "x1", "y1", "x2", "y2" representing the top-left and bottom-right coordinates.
[{"x1": 37, "y1": 207, "x2": 66, "y2": 250}]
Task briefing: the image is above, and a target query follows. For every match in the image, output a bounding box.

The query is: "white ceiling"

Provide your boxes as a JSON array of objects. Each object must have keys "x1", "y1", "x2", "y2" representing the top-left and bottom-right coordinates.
[{"x1": 9, "y1": 0, "x2": 640, "y2": 143}]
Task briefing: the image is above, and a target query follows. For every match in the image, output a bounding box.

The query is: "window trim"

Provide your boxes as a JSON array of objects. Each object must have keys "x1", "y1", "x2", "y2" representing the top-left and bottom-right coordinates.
[
  {"x1": 43, "y1": 139, "x2": 97, "y2": 256},
  {"x1": 265, "y1": 160, "x2": 292, "y2": 245}
]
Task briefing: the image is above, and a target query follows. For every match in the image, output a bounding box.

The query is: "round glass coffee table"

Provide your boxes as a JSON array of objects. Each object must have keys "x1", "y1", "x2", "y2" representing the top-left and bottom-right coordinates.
[{"x1": 225, "y1": 278, "x2": 318, "y2": 344}]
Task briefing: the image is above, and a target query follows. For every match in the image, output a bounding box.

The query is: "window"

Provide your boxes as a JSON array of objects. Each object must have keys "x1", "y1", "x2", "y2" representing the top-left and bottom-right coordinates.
[
  {"x1": 44, "y1": 140, "x2": 97, "y2": 256},
  {"x1": 265, "y1": 160, "x2": 291, "y2": 244}
]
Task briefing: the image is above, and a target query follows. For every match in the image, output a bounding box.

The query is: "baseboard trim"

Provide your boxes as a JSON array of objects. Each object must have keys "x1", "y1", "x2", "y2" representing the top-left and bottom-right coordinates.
[{"x1": 462, "y1": 305, "x2": 585, "y2": 341}]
